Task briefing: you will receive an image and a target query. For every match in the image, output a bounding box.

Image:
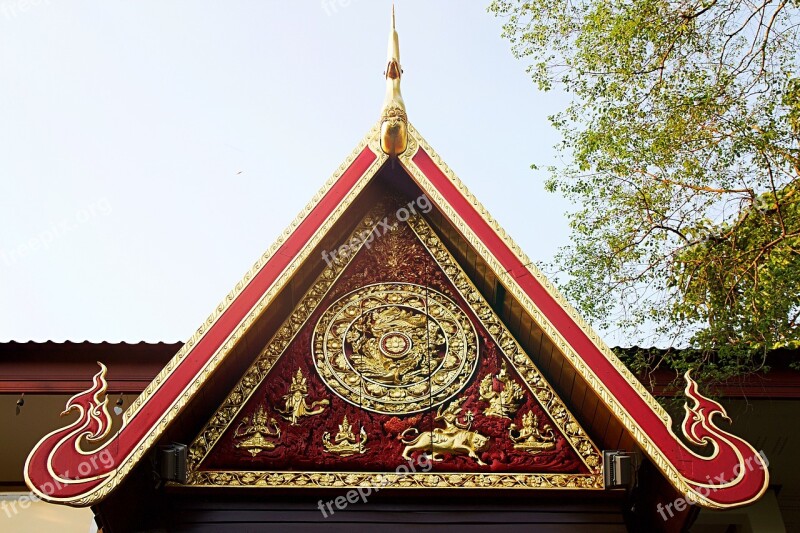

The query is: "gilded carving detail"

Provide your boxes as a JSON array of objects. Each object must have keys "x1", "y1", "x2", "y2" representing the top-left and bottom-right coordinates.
[
  {"x1": 323, "y1": 415, "x2": 368, "y2": 457},
  {"x1": 85, "y1": 120, "x2": 760, "y2": 508},
  {"x1": 276, "y1": 368, "x2": 329, "y2": 425},
  {"x1": 188, "y1": 470, "x2": 602, "y2": 490},
  {"x1": 479, "y1": 361, "x2": 525, "y2": 418},
  {"x1": 405, "y1": 214, "x2": 602, "y2": 473},
  {"x1": 313, "y1": 282, "x2": 478, "y2": 415},
  {"x1": 234, "y1": 405, "x2": 281, "y2": 456},
  {"x1": 400, "y1": 398, "x2": 489, "y2": 466},
  {"x1": 510, "y1": 411, "x2": 556, "y2": 454},
  {"x1": 187, "y1": 204, "x2": 603, "y2": 489}
]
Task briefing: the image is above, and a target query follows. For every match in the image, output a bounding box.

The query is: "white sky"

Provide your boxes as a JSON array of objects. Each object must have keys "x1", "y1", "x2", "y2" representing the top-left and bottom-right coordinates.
[{"x1": 0, "y1": 1, "x2": 575, "y2": 342}]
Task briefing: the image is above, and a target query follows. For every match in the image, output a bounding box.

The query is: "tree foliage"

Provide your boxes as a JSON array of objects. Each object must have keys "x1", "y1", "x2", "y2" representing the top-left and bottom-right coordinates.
[{"x1": 489, "y1": 0, "x2": 800, "y2": 380}]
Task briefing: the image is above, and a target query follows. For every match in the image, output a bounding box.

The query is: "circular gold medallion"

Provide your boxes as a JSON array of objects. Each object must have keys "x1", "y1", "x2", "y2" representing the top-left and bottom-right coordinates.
[{"x1": 313, "y1": 283, "x2": 478, "y2": 414}]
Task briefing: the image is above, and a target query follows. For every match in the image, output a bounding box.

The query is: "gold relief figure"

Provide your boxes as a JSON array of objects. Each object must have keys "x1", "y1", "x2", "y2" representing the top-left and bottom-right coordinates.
[
  {"x1": 399, "y1": 398, "x2": 489, "y2": 466},
  {"x1": 510, "y1": 411, "x2": 556, "y2": 454},
  {"x1": 348, "y1": 306, "x2": 445, "y2": 385},
  {"x1": 323, "y1": 415, "x2": 368, "y2": 457},
  {"x1": 479, "y1": 361, "x2": 525, "y2": 418},
  {"x1": 234, "y1": 405, "x2": 281, "y2": 456},
  {"x1": 276, "y1": 368, "x2": 329, "y2": 425}
]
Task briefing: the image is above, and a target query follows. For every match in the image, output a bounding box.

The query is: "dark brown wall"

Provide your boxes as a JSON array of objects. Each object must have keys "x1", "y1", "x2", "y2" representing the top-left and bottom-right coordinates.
[{"x1": 97, "y1": 485, "x2": 631, "y2": 532}]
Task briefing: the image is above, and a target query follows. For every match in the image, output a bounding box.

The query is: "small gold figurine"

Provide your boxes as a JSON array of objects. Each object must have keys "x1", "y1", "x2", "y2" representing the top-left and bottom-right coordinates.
[
  {"x1": 510, "y1": 411, "x2": 556, "y2": 454},
  {"x1": 276, "y1": 368, "x2": 329, "y2": 425},
  {"x1": 480, "y1": 362, "x2": 525, "y2": 418},
  {"x1": 234, "y1": 405, "x2": 281, "y2": 456},
  {"x1": 323, "y1": 415, "x2": 368, "y2": 457}
]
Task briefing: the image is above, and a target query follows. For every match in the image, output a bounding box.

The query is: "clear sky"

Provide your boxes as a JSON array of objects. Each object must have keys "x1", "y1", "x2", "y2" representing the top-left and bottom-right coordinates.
[{"x1": 0, "y1": 1, "x2": 575, "y2": 342}]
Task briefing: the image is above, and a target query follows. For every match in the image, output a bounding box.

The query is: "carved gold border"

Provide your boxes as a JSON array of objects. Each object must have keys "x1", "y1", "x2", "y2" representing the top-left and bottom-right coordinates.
[
  {"x1": 399, "y1": 123, "x2": 767, "y2": 508},
  {"x1": 57, "y1": 124, "x2": 389, "y2": 506},
  {"x1": 189, "y1": 471, "x2": 601, "y2": 490},
  {"x1": 187, "y1": 207, "x2": 602, "y2": 488}
]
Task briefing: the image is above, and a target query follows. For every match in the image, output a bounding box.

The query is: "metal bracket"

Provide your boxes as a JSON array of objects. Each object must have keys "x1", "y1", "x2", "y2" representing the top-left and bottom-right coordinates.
[{"x1": 604, "y1": 450, "x2": 635, "y2": 489}]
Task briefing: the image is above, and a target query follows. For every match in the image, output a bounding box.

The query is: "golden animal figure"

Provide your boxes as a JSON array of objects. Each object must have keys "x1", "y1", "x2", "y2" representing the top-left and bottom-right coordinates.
[
  {"x1": 399, "y1": 398, "x2": 489, "y2": 466},
  {"x1": 276, "y1": 368, "x2": 329, "y2": 425},
  {"x1": 234, "y1": 405, "x2": 281, "y2": 456}
]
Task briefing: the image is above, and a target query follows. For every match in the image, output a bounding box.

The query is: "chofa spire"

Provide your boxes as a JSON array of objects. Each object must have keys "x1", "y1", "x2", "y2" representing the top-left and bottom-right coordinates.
[{"x1": 380, "y1": 5, "x2": 408, "y2": 157}]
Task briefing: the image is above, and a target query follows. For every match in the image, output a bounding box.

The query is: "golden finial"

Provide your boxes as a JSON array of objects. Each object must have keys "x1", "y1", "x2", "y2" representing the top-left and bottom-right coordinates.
[{"x1": 380, "y1": 4, "x2": 408, "y2": 157}]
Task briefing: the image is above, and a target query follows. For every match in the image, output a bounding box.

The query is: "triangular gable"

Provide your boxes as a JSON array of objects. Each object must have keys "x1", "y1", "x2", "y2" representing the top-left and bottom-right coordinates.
[
  {"x1": 26, "y1": 122, "x2": 768, "y2": 509},
  {"x1": 187, "y1": 202, "x2": 602, "y2": 489}
]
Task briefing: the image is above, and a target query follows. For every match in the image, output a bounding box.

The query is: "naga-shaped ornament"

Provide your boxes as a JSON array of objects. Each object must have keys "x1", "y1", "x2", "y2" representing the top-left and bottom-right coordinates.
[
  {"x1": 21, "y1": 10, "x2": 770, "y2": 508},
  {"x1": 25, "y1": 362, "x2": 115, "y2": 505}
]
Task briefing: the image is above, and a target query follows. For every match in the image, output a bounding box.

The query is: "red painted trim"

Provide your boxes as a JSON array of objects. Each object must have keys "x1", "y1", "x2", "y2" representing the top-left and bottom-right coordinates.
[
  {"x1": 411, "y1": 147, "x2": 768, "y2": 507},
  {"x1": 25, "y1": 147, "x2": 379, "y2": 502}
]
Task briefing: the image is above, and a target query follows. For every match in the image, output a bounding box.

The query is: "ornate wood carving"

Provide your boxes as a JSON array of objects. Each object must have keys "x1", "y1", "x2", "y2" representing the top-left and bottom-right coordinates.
[{"x1": 187, "y1": 202, "x2": 603, "y2": 489}]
